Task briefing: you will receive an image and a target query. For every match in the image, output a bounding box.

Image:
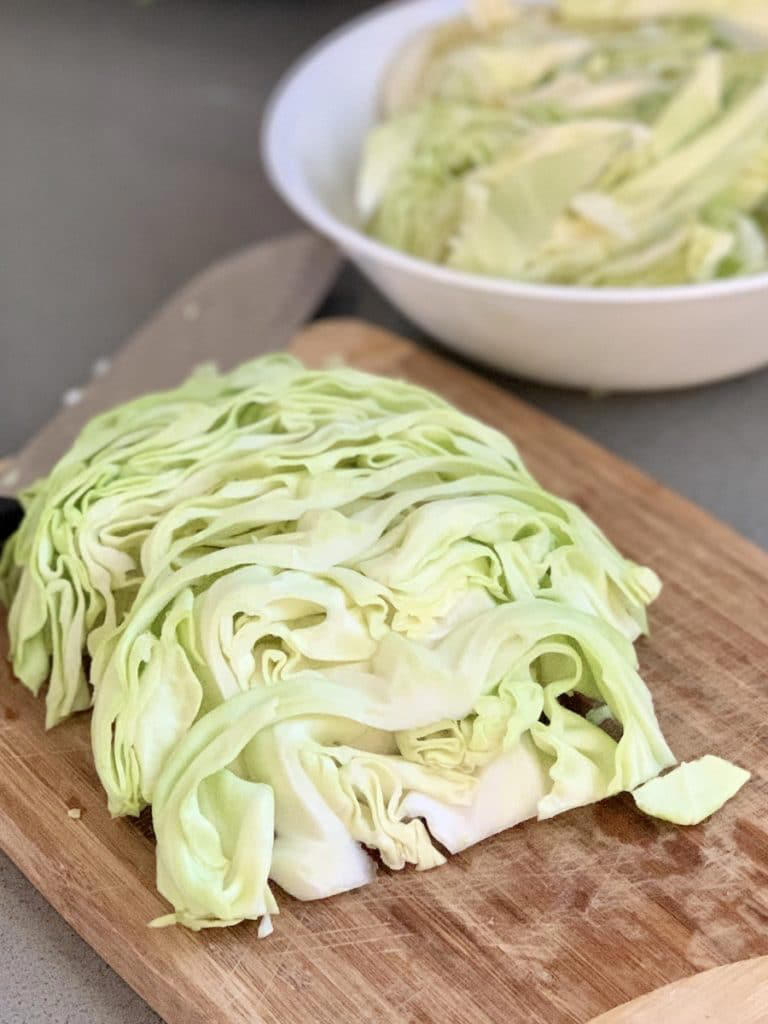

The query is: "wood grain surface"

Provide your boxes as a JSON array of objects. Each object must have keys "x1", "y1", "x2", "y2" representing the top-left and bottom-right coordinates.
[{"x1": 1, "y1": 317, "x2": 767, "y2": 1024}]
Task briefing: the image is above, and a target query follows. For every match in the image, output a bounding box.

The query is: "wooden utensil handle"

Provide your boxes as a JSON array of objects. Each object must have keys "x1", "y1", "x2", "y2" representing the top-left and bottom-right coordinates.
[{"x1": 589, "y1": 956, "x2": 768, "y2": 1024}]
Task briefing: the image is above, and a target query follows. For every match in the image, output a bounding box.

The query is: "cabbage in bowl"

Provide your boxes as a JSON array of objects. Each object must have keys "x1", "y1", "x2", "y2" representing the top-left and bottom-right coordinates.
[{"x1": 357, "y1": 0, "x2": 768, "y2": 286}]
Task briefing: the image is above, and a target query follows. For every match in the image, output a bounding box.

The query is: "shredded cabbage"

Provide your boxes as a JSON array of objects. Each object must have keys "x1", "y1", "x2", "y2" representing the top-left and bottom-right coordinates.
[
  {"x1": 359, "y1": 0, "x2": 768, "y2": 285},
  {"x1": 0, "y1": 354, "x2": 744, "y2": 932}
]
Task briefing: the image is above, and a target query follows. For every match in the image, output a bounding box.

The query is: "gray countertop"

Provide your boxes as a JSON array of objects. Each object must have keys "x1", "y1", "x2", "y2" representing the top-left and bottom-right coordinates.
[{"x1": 1, "y1": 2, "x2": 767, "y2": 1022}]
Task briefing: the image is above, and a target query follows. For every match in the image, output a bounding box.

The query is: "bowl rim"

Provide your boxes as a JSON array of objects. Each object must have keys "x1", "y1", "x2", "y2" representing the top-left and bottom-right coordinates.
[{"x1": 262, "y1": 0, "x2": 768, "y2": 307}]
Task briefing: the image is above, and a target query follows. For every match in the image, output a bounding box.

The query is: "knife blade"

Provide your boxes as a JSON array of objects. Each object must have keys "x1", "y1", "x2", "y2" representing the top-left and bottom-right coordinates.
[{"x1": 0, "y1": 231, "x2": 340, "y2": 547}]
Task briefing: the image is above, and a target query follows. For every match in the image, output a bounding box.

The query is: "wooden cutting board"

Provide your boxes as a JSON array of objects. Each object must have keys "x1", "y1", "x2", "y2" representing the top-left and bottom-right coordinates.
[{"x1": 1, "y1": 317, "x2": 768, "y2": 1024}]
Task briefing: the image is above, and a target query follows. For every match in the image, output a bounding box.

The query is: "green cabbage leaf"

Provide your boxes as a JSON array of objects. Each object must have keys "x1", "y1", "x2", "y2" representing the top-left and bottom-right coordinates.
[{"x1": 633, "y1": 755, "x2": 750, "y2": 824}]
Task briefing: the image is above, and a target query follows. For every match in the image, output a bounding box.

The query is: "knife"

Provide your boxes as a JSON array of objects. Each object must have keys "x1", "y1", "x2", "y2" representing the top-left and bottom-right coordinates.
[{"x1": 0, "y1": 231, "x2": 341, "y2": 548}]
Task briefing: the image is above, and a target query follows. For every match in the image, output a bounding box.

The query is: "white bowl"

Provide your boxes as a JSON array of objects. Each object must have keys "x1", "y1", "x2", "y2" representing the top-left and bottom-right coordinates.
[{"x1": 263, "y1": 0, "x2": 768, "y2": 391}]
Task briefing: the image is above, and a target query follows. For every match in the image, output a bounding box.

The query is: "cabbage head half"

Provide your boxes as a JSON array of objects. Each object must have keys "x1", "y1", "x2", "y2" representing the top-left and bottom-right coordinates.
[{"x1": 0, "y1": 354, "x2": 709, "y2": 931}]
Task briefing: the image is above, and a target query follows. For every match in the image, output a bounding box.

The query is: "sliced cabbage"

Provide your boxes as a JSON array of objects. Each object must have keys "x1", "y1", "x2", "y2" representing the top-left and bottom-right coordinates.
[
  {"x1": 559, "y1": 1, "x2": 768, "y2": 42},
  {"x1": 448, "y1": 120, "x2": 634, "y2": 276},
  {"x1": 148, "y1": 600, "x2": 674, "y2": 929},
  {"x1": 419, "y1": 35, "x2": 594, "y2": 106},
  {"x1": 360, "y1": 102, "x2": 530, "y2": 261},
  {"x1": 359, "y1": 1, "x2": 768, "y2": 285},
  {"x1": 632, "y1": 755, "x2": 750, "y2": 824},
  {"x1": 0, "y1": 353, "x2": 744, "y2": 932}
]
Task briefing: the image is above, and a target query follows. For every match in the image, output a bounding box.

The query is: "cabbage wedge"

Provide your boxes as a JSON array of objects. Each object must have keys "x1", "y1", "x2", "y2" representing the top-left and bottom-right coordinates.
[{"x1": 0, "y1": 354, "x2": 746, "y2": 932}]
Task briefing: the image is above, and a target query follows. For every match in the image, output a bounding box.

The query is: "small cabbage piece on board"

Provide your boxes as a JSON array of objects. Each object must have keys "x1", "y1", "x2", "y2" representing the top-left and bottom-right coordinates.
[
  {"x1": 360, "y1": 0, "x2": 768, "y2": 285},
  {"x1": 633, "y1": 755, "x2": 750, "y2": 825},
  {"x1": 1, "y1": 352, "x2": 731, "y2": 934}
]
